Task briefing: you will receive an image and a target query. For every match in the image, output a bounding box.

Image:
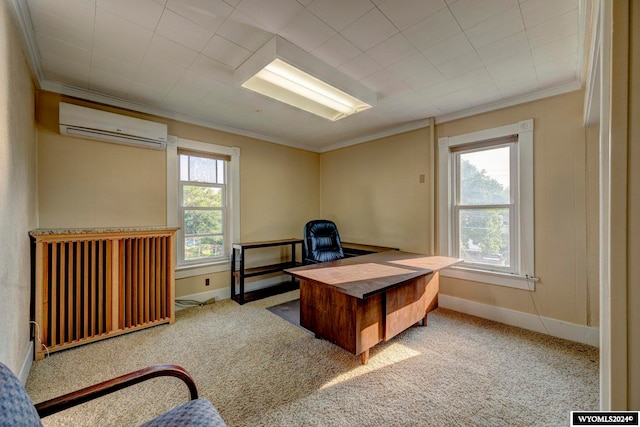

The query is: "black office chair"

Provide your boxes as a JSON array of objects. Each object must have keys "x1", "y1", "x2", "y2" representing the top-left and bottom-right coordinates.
[{"x1": 303, "y1": 219, "x2": 345, "y2": 264}]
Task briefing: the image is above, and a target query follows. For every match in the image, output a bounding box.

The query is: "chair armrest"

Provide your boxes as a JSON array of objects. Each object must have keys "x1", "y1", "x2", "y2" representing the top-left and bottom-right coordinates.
[{"x1": 35, "y1": 364, "x2": 198, "y2": 418}]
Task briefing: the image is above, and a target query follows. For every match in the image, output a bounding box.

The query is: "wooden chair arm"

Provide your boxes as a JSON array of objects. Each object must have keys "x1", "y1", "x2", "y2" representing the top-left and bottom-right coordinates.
[{"x1": 35, "y1": 364, "x2": 198, "y2": 418}]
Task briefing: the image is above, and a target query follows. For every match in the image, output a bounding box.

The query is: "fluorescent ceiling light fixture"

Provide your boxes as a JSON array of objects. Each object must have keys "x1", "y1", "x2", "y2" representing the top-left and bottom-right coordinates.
[{"x1": 235, "y1": 36, "x2": 376, "y2": 121}]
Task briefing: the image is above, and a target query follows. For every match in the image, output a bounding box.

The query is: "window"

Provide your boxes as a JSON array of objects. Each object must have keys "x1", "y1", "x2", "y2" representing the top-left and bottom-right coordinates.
[
  {"x1": 439, "y1": 120, "x2": 534, "y2": 290},
  {"x1": 166, "y1": 137, "x2": 240, "y2": 278},
  {"x1": 179, "y1": 151, "x2": 226, "y2": 265}
]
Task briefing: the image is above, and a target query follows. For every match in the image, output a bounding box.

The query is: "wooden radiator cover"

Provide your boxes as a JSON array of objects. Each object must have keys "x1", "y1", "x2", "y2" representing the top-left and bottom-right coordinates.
[{"x1": 30, "y1": 228, "x2": 178, "y2": 360}]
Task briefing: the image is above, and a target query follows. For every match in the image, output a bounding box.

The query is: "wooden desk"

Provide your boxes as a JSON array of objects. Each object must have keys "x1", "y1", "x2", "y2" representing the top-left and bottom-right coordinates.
[{"x1": 285, "y1": 251, "x2": 461, "y2": 364}]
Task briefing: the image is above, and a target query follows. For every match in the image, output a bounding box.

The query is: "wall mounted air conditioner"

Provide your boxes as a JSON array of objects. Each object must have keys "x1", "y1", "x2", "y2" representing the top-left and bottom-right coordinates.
[{"x1": 59, "y1": 102, "x2": 168, "y2": 150}]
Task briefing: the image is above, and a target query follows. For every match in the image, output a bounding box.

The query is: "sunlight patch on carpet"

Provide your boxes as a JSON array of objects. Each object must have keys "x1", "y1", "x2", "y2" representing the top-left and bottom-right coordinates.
[{"x1": 319, "y1": 343, "x2": 422, "y2": 389}]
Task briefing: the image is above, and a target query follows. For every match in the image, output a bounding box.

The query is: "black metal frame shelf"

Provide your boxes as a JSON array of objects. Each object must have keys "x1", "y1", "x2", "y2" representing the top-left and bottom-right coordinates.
[{"x1": 230, "y1": 238, "x2": 303, "y2": 304}]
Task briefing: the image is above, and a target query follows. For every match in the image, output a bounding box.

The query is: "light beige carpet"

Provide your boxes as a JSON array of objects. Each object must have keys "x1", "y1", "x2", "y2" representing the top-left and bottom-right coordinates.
[{"x1": 26, "y1": 290, "x2": 599, "y2": 426}]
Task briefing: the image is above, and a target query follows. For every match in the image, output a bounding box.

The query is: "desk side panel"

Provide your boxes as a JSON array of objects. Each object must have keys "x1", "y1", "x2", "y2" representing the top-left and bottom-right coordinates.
[{"x1": 385, "y1": 273, "x2": 438, "y2": 340}]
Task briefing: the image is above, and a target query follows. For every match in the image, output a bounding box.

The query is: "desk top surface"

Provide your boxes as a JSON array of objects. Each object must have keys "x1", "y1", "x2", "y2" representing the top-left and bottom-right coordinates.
[{"x1": 285, "y1": 251, "x2": 461, "y2": 299}]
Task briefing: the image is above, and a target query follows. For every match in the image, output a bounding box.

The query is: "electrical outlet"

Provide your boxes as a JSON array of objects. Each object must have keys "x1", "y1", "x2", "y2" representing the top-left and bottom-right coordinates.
[{"x1": 205, "y1": 278, "x2": 210, "y2": 286}]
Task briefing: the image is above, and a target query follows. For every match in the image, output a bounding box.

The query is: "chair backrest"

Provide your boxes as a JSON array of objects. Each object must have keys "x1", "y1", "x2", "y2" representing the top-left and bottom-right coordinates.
[
  {"x1": 303, "y1": 220, "x2": 344, "y2": 264},
  {"x1": 0, "y1": 363, "x2": 43, "y2": 426}
]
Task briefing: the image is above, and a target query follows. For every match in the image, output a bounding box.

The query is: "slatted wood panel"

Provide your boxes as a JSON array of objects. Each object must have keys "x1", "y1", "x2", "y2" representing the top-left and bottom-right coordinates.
[
  {"x1": 40, "y1": 239, "x2": 111, "y2": 349},
  {"x1": 31, "y1": 229, "x2": 177, "y2": 360},
  {"x1": 119, "y1": 236, "x2": 170, "y2": 329}
]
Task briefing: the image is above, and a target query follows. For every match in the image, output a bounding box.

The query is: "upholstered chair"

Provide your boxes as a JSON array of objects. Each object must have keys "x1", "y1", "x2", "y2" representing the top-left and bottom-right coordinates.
[{"x1": 0, "y1": 362, "x2": 226, "y2": 426}]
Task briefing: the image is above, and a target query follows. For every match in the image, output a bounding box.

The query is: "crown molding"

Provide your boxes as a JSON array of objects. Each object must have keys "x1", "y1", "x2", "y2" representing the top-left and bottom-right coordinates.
[
  {"x1": 8, "y1": 0, "x2": 586, "y2": 154},
  {"x1": 41, "y1": 80, "x2": 320, "y2": 152}
]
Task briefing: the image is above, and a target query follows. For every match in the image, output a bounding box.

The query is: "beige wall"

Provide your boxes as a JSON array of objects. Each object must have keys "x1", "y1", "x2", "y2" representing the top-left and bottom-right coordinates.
[
  {"x1": 35, "y1": 91, "x2": 320, "y2": 298},
  {"x1": 321, "y1": 128, "x2": 433, "y2": 253},
  {"x1": 0, "y1": 2, "x2": 37, "y2": 374},
  {"x1": 320, "y1": 91, "x2": 598, "y2": 327}
]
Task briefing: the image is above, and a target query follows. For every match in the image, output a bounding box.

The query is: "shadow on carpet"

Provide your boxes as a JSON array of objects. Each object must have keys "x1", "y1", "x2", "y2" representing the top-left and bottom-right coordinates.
[{"x1": 266, "y1": 298, "x2": 312, "y2": 334}]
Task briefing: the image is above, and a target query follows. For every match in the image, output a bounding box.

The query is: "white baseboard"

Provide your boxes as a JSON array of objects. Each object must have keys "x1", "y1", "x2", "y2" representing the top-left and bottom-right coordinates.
[
  {"x1": 175, "y1": 275, "x2": 290, "y2": 311},
  {"x1": 18, "y1": 340, "x2": 33, "y2": 385},
  {"x1": 438, "y1": 294, "x2": 600, "y2": 347}
]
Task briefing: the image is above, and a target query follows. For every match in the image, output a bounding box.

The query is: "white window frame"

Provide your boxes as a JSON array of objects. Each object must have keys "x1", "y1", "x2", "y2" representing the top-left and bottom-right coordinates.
[
  {"x1": 438, "y1": 119, "x2": 535, "y2": 290},
  {"x1": 166, "y1": 136, "x2": 240, "y2": 279}
]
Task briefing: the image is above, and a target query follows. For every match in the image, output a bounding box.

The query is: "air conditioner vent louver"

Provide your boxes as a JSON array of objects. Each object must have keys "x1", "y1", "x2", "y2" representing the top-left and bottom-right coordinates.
[{"x1": 59, "y1": 102, "x2": 168, "y2": 150}]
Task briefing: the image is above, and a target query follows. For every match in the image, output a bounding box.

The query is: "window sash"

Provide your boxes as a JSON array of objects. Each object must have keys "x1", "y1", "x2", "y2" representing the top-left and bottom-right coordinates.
[
  {"x1": 178, "y1": 154, "x2": 228, "y2": 266},
  {"x1": 451, "y1": 141, "x2": 519, "y2": 275}
]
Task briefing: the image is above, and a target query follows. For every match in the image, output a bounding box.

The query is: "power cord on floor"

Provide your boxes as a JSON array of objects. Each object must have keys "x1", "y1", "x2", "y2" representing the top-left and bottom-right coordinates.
[
  {"x1": 175, "y1": 298, "x2": 217, "y2": 307},
  {"x1": 30, "y1": 321, "x2": 49, "y2": 358}
]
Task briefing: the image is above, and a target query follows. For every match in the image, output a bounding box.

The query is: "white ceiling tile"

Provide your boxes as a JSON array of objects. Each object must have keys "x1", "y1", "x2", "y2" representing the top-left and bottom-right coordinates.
[
  {"x1": 526, "y1": 9, "x2": 578, "y2": 49},
  {"x1": 27, "y1": 0, "x2": 95, "y2": 23},
  {"x1": 492, "y1": 66, "x2": 537, "y2": 89},
  {"x1": 166, "y1": 0, "x2": 232, "y2": 32},
  {"x1": 387, "y1": 53, "x2": 435, "y2": 81},
  {"x1": 536, "y1": 53, "x2": 578, "y2": 88},
  {"x1": 449, "y1": 67, "x2": 492, "y2": 90},
  {"x1": 91, "y1": 52, "x2": 138, "y2": 79},
  {"x1": 216, "y1": 17, "x2": 273, "y2": 52},
  {"x1": 312, "y1": 34, "x2": 361, "y2": 68},
  {"x1": 341, "y1": 8, "x2": 398, "y2": 51},
  {"x1": 486, "y1": 51, "x2": 533, "y2": 80},
  {"x1": 498, "y1": 76, "x2": 539, "y2": 99},
  {"x1": 338, "y1": 53, "x2": 382, "y2": 81},
  {"x1": 128, "y1": 82, "x2": 170, "y2": 105},
  {"x1": 402, "y1": 63, "x2": 446, "y2": 91},
  {"x1": 155, "y1": 9, "x2": 215, "y2": 51},
  {"x1": 378, "y1": 0, "x2": 445, "y2": 31},
  {"x1": 307, "y1": 0, "x2": 374, "y2": 32},
  {"x1": 520, "y1": 0, "x2": 577, "y2": 28},
  {"x1": 146, "y1": 35, "x2": 199, "y2": 68},
  {"x1": 202, "y1": 36, "x2": 252, "y2": 68},
  {"x1": 43, "y1": 69, "x2": 90, "y2": 89},
  {"x1": 432, "y1": 91, "x2": 471, "y2": 114},
  {"x1": 415, "y1": 80, "x2": 457, "y2": 100},
  {"x1": 280, "y1": 10, "x2": 337, "y2": 52},
  {"x1": 36, "y1": 33, "x2": 91, "y2": 65},
  {"x1": 421, "y1": 32, "x2": 474, "y2": 66},
  {"x1": 93, "y1": 8, "x2": 153, "y2": 66},
  {"x1": 376, "y1": 80, "x2": 413, "y2": 100},
  {"x1": 28, "y1": 5, "x2": 94, "y2": 50},
  {"x1": 40, "y1": 54, "x2": 90, "y2": 87},
  {"x1": 436, "y1": 52, "x2": 483, "y2": 79},
  {"x1": 179, "y1": 69, "x2": 223, "y2": 93},
  {"x1": 404, "y1": 8, "x2": 461, "y2": 51},
  {"x1": 89, "y1": 70, "x2": 133, "y2": 98},
  {"x1": 531, "y1": 34, "x2": 577, "y2": 65},
  {"x1": 366, "y1": 34, "x2": 417, "y2": 68},
  {"x1": 162, "y1": 81, "x2": 212, "y2": 111},
  {"x1": 458, "y1": 81, "x2": 502, "y2": 107},
  {"x1": 448, "y1": 0, "x2": 517, "y2": 30},
  {"x1": 465, "y1": 6, "x2": 524, "y2": 48},
  {"x1": 134, "y1": 58, "x2": 187, "y2": 89},
  {"x1": 189, "y1": 55, "x2": 235, "y2": 85},
  {"x1": 476, "y1": 31, "x2": 529, "y2": 65},
  {"x1": 236, "y1": 0, "x2": 304, "y2": 33},
  {"x1": 97, "y1": 0, "x2": 164, "y2": 31},
  {"x1": 360, "y1": 68, "x2": 400, "y2": 92}
]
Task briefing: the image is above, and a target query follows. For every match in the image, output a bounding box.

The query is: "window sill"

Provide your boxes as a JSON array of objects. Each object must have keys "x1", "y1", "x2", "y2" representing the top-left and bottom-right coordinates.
[
  {"x1": 440, "y1": 266, "x2": 537, "y2": 291},
  {"x1": 175, "y1": 259, "x2": 229, "y2": 279}
]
